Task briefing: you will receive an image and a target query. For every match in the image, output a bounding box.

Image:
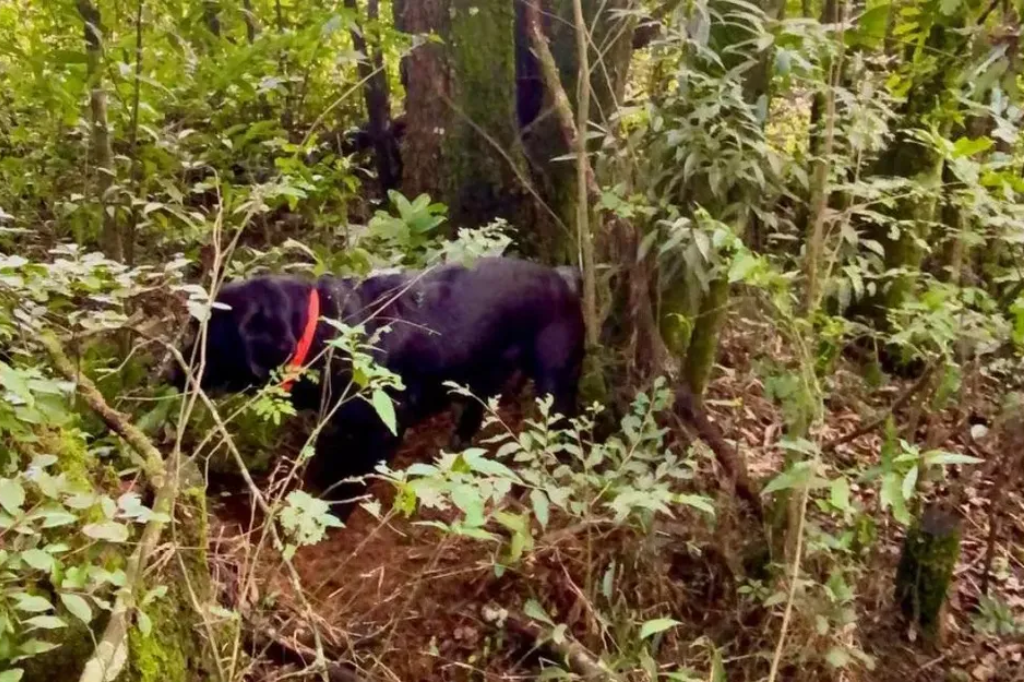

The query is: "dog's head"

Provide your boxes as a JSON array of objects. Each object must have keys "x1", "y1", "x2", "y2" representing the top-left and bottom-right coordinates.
[{"x1": 169, "y1": 277, "x2": 312, "y2": 395}]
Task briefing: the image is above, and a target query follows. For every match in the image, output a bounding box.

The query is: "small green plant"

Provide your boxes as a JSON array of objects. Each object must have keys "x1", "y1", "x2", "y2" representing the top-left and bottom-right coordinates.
[
  {"x1": 371, "y1": 379, "x2": 715, "y2": 678},
  {"x1": 365, "y1": 191, "x2": 448, "y2": 264},
  {"x1": 973, "y1": 595, "x2": 1023, "y2": 637}
]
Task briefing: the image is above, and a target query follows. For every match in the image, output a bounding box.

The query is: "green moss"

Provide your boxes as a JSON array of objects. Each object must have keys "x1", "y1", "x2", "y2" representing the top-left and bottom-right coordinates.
[
  {"x1": 36, "y1": 426, "x2": 97, "y2": 487},
  {"x1": 683, "y1": 278, "x2": 730, "y2": 398},
  {"x1": 895, "y1": 507, "x2": 962, "y2": 641},
  {"x1": 444, "y1": 0, "x2": 524, "y2": 229},
  {"x1": 128, "y1": 485, "x2": 212, "y2": 682}
]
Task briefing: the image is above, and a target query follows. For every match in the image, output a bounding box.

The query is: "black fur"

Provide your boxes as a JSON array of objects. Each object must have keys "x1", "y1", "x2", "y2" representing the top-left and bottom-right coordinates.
[{"x1": 172, "y1": 257, "x2": 585, "y2": 508}]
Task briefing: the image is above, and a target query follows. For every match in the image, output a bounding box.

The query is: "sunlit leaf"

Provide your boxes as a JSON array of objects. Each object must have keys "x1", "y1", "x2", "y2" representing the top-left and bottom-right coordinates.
[
  {"x1": 639, "y1": 618, "x2": 681, "y2": 640},
  {"x1": 371, "y1": 389, "x2": 397, "y2": 436}
]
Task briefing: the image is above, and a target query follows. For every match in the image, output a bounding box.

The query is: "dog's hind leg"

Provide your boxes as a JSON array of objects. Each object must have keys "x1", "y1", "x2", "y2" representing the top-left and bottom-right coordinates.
[
  {"x1": 304, "y1": 410, "x2": 405, "y2": 520},
  {"x1": 530, "y1": 322, "x2": 583, "y2": 424}
]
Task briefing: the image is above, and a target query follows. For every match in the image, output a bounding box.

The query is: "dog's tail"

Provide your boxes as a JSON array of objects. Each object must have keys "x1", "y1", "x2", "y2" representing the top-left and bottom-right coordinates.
[{"x1": 555, "y1": 265, "x2": 583, "y2": 298}]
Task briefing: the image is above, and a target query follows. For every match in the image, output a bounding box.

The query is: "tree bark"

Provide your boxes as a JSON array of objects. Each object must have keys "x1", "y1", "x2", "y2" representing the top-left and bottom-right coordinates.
[
  {"x1": 804, "y1": 0, "x2": 842, "y2": 314},
  {"x1": 77, "y1": 0, "x2": 122, "y2": 262},
  {"x1": 345, "y1": 0, "x2": 401, "y2": 192},
  {"x1": 669, "y1": 0, "x2": 786, "y2": 399},
  {"x1": 395, "y1": 0, "x2": 527, "y2": 230},
  {"x1": 516, "y1": 0, "x2": 637, "y2": 261}
]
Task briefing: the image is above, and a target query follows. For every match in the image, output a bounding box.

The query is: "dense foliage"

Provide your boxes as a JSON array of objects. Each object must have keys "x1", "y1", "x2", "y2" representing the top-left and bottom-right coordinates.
[{"x1": 1, "y1": 0, "x2": 1023, "y2": 680}]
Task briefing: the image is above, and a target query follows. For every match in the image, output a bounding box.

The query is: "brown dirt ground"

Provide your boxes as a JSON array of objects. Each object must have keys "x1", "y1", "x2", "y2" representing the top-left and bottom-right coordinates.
[{"x1": 206, "y1": 319, "x2": 1024, "y2": 682}]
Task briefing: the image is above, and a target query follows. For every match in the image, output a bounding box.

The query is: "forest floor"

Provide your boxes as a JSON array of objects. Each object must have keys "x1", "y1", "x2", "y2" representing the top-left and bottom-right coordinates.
[{"x1": 206, "y1": 318, "x2": 1024, "y2": 682}]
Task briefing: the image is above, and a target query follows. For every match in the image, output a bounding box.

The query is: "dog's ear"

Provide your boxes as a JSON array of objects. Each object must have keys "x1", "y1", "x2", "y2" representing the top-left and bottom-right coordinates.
[{"x1": 238, "y1": 304, "x2": 298, "y2": 383}]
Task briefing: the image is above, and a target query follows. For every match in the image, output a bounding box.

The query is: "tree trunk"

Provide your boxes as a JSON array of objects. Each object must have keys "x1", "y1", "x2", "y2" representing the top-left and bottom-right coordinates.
[
  {"x1": 77, "y1": 0, "x2": 122, "y2": 262},
  {"x1": 670, "y1": 0, "x2": 786, "y2": 399},
  {"x1": 861, "y1": 17, "x2": 969, "y2": 325},
  {"x1": 346, "y1": 0, "x2": 401, "y2": 192},
  {"x1": 395, "y1": 0, "x2": 527, "y2": 230},
  {"x1": 894, "y1": 505, "x2": 962, "y2": 643},
  {"x1": 516, "y1": 0, "x2": 637, "y2": 261},
  {"x1": 803, "y1": 0, "x2": 841, "y2": 314}
]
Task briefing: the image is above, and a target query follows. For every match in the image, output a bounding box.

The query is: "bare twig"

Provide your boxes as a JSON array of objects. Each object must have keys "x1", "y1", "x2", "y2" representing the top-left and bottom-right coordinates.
[{"x1": 823, "y1": 363, "x2": 936, "y2": 453}]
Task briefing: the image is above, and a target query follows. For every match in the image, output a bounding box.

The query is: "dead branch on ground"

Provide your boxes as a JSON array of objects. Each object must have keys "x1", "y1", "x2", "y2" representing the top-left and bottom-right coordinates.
[
  {"x1": 672, "y1": 385, "x2": 763, "y2": 520},
  {"x1": 485, "y1": 607, "x2": 622, "y2": 681},
  {"x1": 823, "y1": 363, "x2": 936, "y2": 453}
]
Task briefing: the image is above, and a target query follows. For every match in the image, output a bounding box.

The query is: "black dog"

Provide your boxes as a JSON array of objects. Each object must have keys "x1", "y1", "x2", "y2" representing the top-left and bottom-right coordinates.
[{"x1": 172, "y1": 257, "x2": 585, "y2": 505}]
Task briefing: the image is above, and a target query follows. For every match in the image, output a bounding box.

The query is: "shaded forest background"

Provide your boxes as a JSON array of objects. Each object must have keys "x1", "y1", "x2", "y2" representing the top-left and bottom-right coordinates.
[{"x1": 2, "y1": 0, "x2": 1024, "y2": 681}]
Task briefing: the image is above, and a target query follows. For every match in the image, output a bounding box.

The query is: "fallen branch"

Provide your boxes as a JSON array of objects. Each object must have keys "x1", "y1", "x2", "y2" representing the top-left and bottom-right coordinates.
[
  {"x1": 248, "y1": 617, "x2": 369, "y2": 682},
  {"x1": 672, "y1": 385, "x2": 763, "y2": 520},
  {"x1": 823, "y1": 363, "x2": 936, "y2": 453},
  {"x1": 487, "y1": 608, "x2": 621, "y2": 681},
  {"x1": 41, "y1": 333, "x2": 179, "y2": 682}
]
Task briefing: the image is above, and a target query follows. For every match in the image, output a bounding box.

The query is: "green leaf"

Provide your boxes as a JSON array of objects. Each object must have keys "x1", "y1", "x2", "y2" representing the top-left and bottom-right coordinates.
[
  {"x1": 16, "y1": 639, "x2": 59, "y2": 658},
  {"x1": 14, "y1": 594, "x2": 53, "y2": 613},
  {"x1": 676, "y1": 494, "x2": 715, "y2": 516},
  {"x1": 462, "y1": 450, "x2": 522, "y2": 482},
  {"x1": 855, "y1": 4, "x2": 890, "y2": 45},
  {"x1": 636, "y1": 230, "x2": 659, "y2": 262},
  {"x1": 710, "y1": 643, "x2": 726, "y2": 682},
  {"x1": 142, "y1": 585, "x2": 168, "y2": 607},
  {"x1": 924, "y1": 451, "x2": 983, "y2": 467},
  {"x1": 0, "y1": 478, "x2": 25, "y2": 514},
  {"x1": 762, "y1": 462, "x2": 815, "y2": 496},
  {"x1": 880, "y1": 473, "x2": 910, "y2": 525},
  {"x1": 902, "y1": 466, "x2": 918, "y2": 500},
  {"x1": 728, "y1": 251, "x2": 760, "y2": 283},
  {"x1": 371, "y1": 390, "x2": 397, "y2": 436},
  {"x1": 0, "y1": 670, "x2": 24, "y2": 682},
  {"x1": 37, "y1": 508, "x2": 77, "y2": 529},
  {"x1": 952, "y1": 136, "x2": 994, "y2": 158},
  {"x1": 20, "y1": 549, "x2": 54, "y2": 572},
  {"x1": 23, "y1": 615, "x2": 67, "y2": 631},
  {"x1": 939, "y1": 0, "x2": 962, "y2": 15},
  {"x1": 60, "y1": 593, "x2": 93, "y2": 624},
  {"x1": 639, "y1": 618, "x2": 681, "y2": 640},
  {"x1": 450, "y1": 484, "x2": 485, "y2": 527},
  {"x1": 826, "y1": 646, "x2": 852, "y2": 668},
  {"x1": 830, "y1": 478, "x2": 851, "y2": 512},
  {"x1": 0, "y1": 362, "x2": 34, "y2": 405},
  {"x1": 82, "y1": 522, "x2": 130, "y2": 543},
  {"x1": 137, "y1": 610, "x2": 152, "y2": 637},
  {"x1": 524, "y1": 599, "x2": 554, "y2": 626},
  {"x1": 601, "y1": 562, "x2": 616, "y2": 601},
  {"x1": 530, "y1": 489, "x2": 550, "y2": 529}
]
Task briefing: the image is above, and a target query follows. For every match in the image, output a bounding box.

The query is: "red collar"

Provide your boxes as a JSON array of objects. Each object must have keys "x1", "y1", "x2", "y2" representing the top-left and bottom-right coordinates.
[{"x1": 281, "y1": 288, "x2": 320, "y2": 391}]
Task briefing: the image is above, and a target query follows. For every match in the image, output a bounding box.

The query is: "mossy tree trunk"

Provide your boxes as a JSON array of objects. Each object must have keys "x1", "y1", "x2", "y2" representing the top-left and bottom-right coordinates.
[
  {"x1": 861, "y1": 16, "x2": 971, "y2": 325},
  {"x1": 662, "y1": 0, "x2": 785, "y2": 400},
  {"x1": 894, "y1": 505, "x2": 962, "y2": 643},
  {"x1": 77, "y1": 0, "x2": 123, "y2": 263},
  {"x1": 17, "y1": 433, "x2": 214, "y2": 682},
  {"x1": 394, "y1": 0, "x2": 527, "y2": 231},
  {"x1": 515, "y1": 0, "x2": 637, "y2": 262}
]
